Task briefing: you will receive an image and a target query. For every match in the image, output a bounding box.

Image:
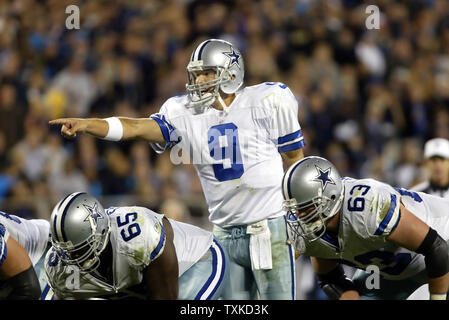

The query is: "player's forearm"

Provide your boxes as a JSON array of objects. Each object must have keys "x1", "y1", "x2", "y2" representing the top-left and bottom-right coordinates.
[
  {"x1": 51, "y1": 115, "x2": 166, "y2": 143},
  {"x1": 313, "y1": 261, "x2": 357, "y2": 300},
  {"x1": 82, "y1": 118, "x2": 109, "y2": 138},
  {"x1": 83, "y1": 117, "x2": 142, "y2": 140},
  {"x1": 81, "y1": 117, "x2": 164, "y2": 143}
]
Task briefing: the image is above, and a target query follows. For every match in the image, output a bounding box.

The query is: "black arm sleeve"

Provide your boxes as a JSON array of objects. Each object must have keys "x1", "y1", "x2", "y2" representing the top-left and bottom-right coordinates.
[
  {"x1": 6, "y1": 266, "x2": 41, "y2": 300},
  {"x1": 416, "y1": 228, "x2": 449, "y2": 278},
  {"x1": 317, "y1": 264, "x2": 356, "y2": 300}
]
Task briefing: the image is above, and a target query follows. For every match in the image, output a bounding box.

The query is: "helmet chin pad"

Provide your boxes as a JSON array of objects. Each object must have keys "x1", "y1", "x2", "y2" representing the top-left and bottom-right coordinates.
[{"x1": 188, "y1": 91, "x2": 216, "y2": 107}]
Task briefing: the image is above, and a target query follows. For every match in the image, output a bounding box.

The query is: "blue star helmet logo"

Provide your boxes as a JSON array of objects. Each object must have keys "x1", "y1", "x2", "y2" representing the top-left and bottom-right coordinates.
[
  {"x1": 223, "y1": 48, "x2": 241, "y2": 68},
  {"x1": 313, "y1": 165, "x2": 335, "y2": 190},
  {"x1": 83, "y1": 203, "x2": 103, "y2": 223}
]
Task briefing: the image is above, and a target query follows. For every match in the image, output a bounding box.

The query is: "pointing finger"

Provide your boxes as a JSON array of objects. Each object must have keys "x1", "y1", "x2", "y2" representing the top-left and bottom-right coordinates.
[{"x1": 49, "y1": 119, "x2": 71, "y2": 126}]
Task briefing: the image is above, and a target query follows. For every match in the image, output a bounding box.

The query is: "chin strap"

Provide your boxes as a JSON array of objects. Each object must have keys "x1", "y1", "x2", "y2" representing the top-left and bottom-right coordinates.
[{"x1": 217, "y1": 94, "x2": 230, "y2": 114}]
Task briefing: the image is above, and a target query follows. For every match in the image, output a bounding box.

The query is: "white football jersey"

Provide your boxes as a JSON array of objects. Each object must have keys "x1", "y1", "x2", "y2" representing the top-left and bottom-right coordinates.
[
  {"x1": 293, "y1": 178, "x2": 449, "y2": 280},
  {"x1": 0, "y1": 211, "x2": 50, "y2": 266},
  {"x1": 408, "y1": 180, "x2": 449, "y2": 299},
  {"x1": 44, "y1": 206, "x2": 213, "y2": 299},
  {"x1": 150, "y1": 83, "x2": 305, "y2": 227}
]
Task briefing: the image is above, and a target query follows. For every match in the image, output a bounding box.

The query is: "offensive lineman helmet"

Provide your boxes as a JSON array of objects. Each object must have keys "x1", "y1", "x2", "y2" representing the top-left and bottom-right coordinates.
[
  {"x1": 50, "y1": 192, "x2": 111, "y2": 272},
  {"x1": 186, "y1": 39, "x2": 244, "y2": 110},
  {"x1": 282, "y1": 156, "x2": 344, "y2": 241}
]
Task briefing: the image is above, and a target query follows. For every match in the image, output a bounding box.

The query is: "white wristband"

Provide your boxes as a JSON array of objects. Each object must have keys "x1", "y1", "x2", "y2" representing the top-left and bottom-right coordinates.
[{"x1": 104, "y1": 117, "x2": 123, "y2": 141}]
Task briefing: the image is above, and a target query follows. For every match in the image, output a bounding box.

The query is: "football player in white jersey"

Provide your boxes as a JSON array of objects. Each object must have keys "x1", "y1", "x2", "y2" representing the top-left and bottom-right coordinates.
[
  {"x1": 0, "y1": 211, "x2": 50, "y2": 299},
  {"x1": 48, "y1": 39, "x2": 304, "y2": 299},
  {"x1": 42, "y1": 192, "x2": 228, "y2": 300},
  {"x1": 408, "y1": 138, "x2": 449, "y2": 299},
  {"x1": 282, "y1": 156, "x2": 449, "y2": 300}
]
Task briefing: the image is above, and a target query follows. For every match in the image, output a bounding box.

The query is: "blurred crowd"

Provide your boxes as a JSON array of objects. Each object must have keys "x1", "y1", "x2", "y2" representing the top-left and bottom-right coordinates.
[{"x1": 0, "y1": 0, "x2": 449, "y2": 241}]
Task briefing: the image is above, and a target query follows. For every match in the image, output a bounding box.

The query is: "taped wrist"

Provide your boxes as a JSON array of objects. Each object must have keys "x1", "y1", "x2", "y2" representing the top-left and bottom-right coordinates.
[
  {"x1": 6, "y1": 265, "x2": 41, "y2": 300},
  {"x1": 103, "y1": 117, "x2": 123, "y2": 141},
  {"x1": 317, "y1": 265, "x2": 356, "y2": 300},
  {"x1": 416, "y1": 228, "x2": 449, "y2": 278}
]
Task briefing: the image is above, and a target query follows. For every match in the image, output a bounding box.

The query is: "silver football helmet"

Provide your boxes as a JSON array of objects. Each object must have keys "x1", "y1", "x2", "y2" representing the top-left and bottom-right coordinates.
[
  {"x1": 186, "y1": 39, "x2": 244, "y2": 112},
  {"x1": 282, "y1": 156, "x2": 344, "y2": 242},
  {"x1": 50, "y1": 192, "x2": 111, "y2": 272}
]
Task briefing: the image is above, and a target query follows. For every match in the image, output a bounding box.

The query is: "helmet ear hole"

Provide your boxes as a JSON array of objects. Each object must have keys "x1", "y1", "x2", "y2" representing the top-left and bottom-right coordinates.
[{"x1": 331, "y1": 195, "x2": 336, "y2": 200}]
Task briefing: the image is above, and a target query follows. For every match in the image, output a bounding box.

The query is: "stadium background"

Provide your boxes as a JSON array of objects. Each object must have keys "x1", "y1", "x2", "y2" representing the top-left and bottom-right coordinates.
[{"x1": 0, "y1": 0, "x2": 448, "y2": 299}]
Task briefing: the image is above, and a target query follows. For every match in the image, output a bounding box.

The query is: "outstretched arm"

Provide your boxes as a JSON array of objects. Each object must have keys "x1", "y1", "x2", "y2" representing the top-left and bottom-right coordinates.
[
  {"x1": 48, "y1": 117, "x2": 166, "y2": 144},
  {"x1": 387, "y1": 203, "x2": 449, "y2": 299},
  {"x1": 311, "y1": 257, "x2": 360, "y2": 300}
]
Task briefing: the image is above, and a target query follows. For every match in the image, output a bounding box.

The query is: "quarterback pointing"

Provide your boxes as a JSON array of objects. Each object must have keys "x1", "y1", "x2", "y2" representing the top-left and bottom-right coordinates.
[
  {"x1": 282, "y1": 156, "x2": 449, "y2": 300},
  {"x1": 49, "y1": 39, "x2": 304, "y2": 299},
  {"x1": 42, "y1": 192, "x2": 228, "y2": 300}
]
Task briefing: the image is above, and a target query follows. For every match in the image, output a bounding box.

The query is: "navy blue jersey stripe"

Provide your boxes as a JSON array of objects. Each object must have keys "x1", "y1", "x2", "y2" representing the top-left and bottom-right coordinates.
[
  {"x1": 195, "y1": 242, "x2": 218, "y2": 299},
  {"x1": 278, "y1": 140, "x2": 306, "y2": 153},
  {"x1": 374, "y1": 194, "x2": 398, "y2": 236},
  {"x1": 150, "y1": 222, "x2": 166, "y2": 260},
  {"x1": 150, "y1": 116, "x2": 170, "y2": 143},
  {"x1": 205, "y1": 239, "x2": 226, "y2": 299},
  {"x1": 278, "y1": 129, "x2": 303, "y2": 145}
]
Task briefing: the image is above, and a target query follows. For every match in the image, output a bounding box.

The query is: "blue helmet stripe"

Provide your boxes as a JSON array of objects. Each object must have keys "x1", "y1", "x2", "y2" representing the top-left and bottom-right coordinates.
[
  {"x1": 191, "y1": 46, "x2": 197, "y2": 61},
  {"x1": 58, "y1": 193, "x2": 73, "y2": 211},
  {"x1": 56, "y1": 192, "x2": 86, "y2": 242},
  {"x1": 53, "y1": 193, "x2": 75, "y2": 241},
  {"x1": 52, "y1": 213, "x2": 59, "y2": 242},
  {"x1": 286, "y1": 158, "x2": 309, "y2": 199},
  {"x1": 197, "y1": 40, "x2": 212, "y2": 60}
]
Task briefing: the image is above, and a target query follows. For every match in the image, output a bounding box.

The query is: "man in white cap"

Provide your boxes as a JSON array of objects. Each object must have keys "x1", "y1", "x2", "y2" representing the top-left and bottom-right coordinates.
[
  {"x1": 412, "y1": 138, "x2": 449, "y2": 198},
  {"x1": 408, "y1": 137, "x2": 449, "y2": 300}
]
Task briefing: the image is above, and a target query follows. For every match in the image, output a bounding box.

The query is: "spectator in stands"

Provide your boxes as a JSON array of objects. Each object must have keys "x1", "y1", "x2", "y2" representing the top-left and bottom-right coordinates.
[{"x1": 412, "y1": 138, "x2": 449, "y2": 198}]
